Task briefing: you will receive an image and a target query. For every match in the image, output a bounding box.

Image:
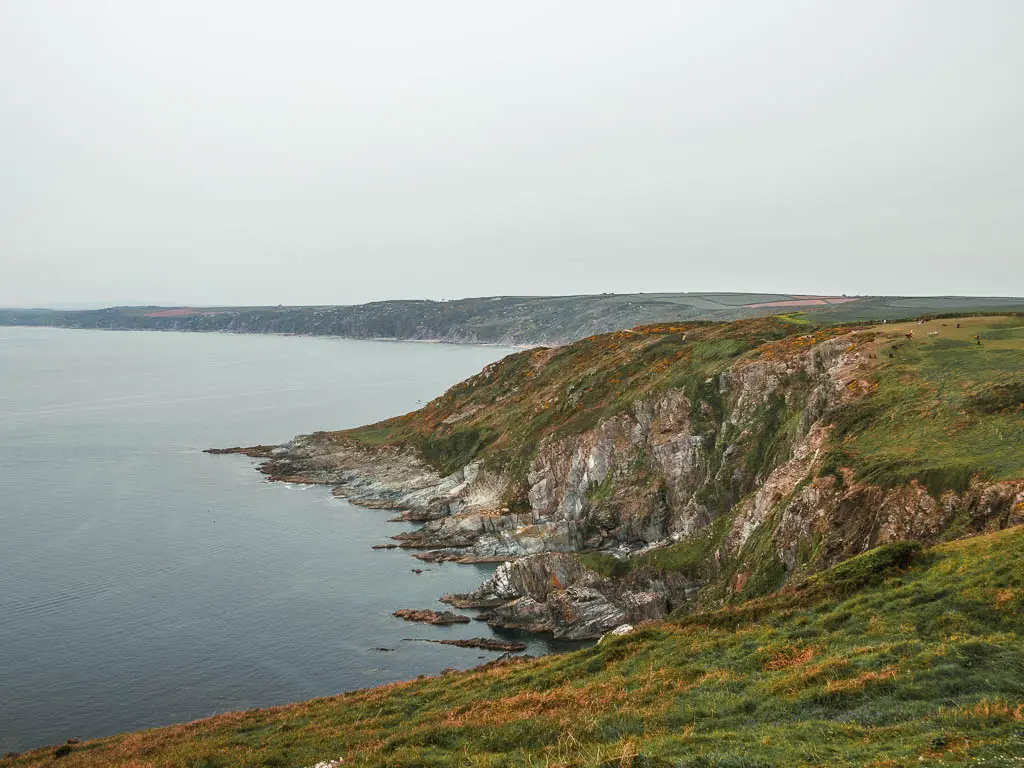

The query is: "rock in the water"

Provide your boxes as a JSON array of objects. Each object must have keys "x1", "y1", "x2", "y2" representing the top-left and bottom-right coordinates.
[
  {"x1": 406, "y1": 637, "x2": 527, "y2": 652},
  {"x1": 392, "y1": 609, "x2": 471, "y2": 625},
  {"x1": 205, "y1": 445, "x2": 276, "y2": 457},
  {"x1": 415, "y1": 550, "x2": 469, "y2": 563},
  {"x1": 436, "y1": 637, "x2": 528, "y2": 652}
]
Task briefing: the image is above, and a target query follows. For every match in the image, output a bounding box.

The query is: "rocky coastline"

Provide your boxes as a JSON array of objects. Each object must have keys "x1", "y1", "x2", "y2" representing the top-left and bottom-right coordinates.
[{"x1": 210, "y1": 318, "x2": 1024, "y2": 643}]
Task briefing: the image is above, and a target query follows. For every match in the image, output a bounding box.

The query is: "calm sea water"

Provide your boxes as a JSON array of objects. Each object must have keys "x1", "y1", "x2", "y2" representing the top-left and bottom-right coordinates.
[{"x1": 0, "y1": 328, "x2": 574, "y2": 754}]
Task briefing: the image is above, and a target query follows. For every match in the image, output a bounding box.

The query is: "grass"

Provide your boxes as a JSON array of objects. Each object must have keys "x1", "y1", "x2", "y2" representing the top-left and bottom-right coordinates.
[
  {"x1": 7, "y1": 525, "x2": 1023, "y2": 767},
  {"x1": 822, "y1": 316, "x2": 1024, "y2": 495}
]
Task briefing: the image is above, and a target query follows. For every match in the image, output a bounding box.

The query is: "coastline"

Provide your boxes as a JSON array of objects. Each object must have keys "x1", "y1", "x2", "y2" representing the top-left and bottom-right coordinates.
[
  {"x1": 0, "y1": 327, "x2": 522, "y2": 755},
  {"x1": 206, "y1": 434, "x2": 669, "y2": 642},
  {"x1": 206, "y1": 443, "x2": 602, "y2": 646},
  {"x1": 0, "y1": 323, "x2": 539, "y2": 350}
]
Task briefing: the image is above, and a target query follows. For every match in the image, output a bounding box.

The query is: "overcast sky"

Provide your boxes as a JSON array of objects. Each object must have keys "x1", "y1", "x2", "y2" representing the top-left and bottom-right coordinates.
[{"x1": 1, "y1": 1, "x2": 1021, "y2": 307}]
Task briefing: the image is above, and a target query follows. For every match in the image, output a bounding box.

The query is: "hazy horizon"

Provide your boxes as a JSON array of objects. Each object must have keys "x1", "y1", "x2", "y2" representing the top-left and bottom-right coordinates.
[
  {"x1": 7, "y1": 288, "x2": 1024, "y2": 314},
  {"x1": 3, "y1": 1, "x2": 1022, "y2": 306}
]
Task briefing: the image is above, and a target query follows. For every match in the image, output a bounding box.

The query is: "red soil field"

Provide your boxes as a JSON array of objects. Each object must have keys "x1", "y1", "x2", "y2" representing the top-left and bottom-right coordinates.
[
  {"x1": 143, "y1": 308, "x2": 217, "y2": 318},
  {"x1": 744, "y1": 297, "x2": 860, "y2": 308}
]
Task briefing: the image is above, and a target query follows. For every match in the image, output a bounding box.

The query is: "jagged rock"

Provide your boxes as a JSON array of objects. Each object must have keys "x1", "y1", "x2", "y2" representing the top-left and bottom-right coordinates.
[
  {"x1": 415, "y1": 550, "x2": 468, "y2": 563},
  {"x1": 393, "y1": 609, "x2": 471, "y2": 625},
  {"x1": 439, "y1": 593, "x2": 507, "y2": 609},
  {"x1": 446, "y1": 553, "x2": 669, "y2": 639}
]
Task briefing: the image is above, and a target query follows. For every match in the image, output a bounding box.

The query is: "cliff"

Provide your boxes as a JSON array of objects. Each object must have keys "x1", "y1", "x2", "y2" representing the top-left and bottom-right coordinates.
[{"x1": 251, "y1": 314, "x2": 1024, "y2": 639}]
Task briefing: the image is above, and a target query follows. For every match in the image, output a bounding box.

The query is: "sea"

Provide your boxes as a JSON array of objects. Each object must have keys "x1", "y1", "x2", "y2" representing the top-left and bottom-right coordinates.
[{"x1": 0, "y1": 327, "x2": 577, "y2": 754}]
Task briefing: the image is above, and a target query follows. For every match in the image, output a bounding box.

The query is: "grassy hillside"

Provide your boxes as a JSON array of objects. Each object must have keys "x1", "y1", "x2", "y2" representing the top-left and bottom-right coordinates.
[
  {"x1": 6, "y1": 525, "x2": 1022, "y2": 767},
  {"x1": 822, "y1": 316, "x2": 1024, "y2": 495}
]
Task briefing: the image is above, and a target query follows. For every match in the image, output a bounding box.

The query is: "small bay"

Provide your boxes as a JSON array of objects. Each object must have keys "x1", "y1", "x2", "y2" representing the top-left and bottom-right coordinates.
[{"x1": 0, "y1": 328, "x2": 569, "y2": 754}]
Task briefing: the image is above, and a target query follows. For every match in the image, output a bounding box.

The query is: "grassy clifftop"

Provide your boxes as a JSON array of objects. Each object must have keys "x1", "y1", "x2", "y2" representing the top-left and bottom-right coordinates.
[
  {"x1": 822, "y1": 316, "x2": 1024, "y2": 493},
  {"x1": 6, "y1": 525, "x2": 1022, "y2": 767}
]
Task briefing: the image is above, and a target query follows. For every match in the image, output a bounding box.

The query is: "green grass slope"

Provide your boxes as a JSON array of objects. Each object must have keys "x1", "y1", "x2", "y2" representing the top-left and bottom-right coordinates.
[
  {"x1": 7, "y1": 526, "x2": 1022, "y2": 767},
  {"x1": 822, "y1": 316, "x2": 1024, "y2": 494}
]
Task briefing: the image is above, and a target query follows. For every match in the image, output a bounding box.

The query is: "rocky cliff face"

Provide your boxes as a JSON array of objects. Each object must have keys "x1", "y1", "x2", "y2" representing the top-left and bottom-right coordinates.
[
  {"x1": 244, "y1": 318, "x2": 1024, "y2": 639},
  {"x1": 439, "y1": 554, "x2": 667, "y2": 640}
]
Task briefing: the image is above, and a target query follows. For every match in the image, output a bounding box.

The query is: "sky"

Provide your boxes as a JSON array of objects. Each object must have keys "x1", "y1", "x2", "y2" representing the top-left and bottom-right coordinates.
[{"x1": 1, "y1": 0, "x2": 1022, "y2": 308}]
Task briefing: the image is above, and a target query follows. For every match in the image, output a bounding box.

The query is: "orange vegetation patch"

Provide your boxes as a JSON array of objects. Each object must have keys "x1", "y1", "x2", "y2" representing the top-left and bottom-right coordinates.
[
  {"x1": 748, "y1": 327, "x2": 867, "y2": 363},
  {"x1": 824, "y1": 666, "x2": 897, "y2": 695},
  {"x1": 955, "y1": 699, "x2": 1024, "y2": 721},
  {"x1": 440, "y1": 682, "x2": 632, "y2": 728},
  {"x1": 764, "y1": 646, "x2": 816, "y2": 671},
  {"x1": 996, "y1": 589, "x2": 1014, "y2": 608}
]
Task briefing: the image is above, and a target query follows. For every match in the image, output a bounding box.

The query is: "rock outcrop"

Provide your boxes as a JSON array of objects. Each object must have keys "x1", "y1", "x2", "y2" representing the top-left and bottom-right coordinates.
[
  {"x1": 392, "y1": 609, "x2": 471, "y2": 625},
  {"x1": 441, "y1": 553, "x2": 667, "y2": 640}
]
